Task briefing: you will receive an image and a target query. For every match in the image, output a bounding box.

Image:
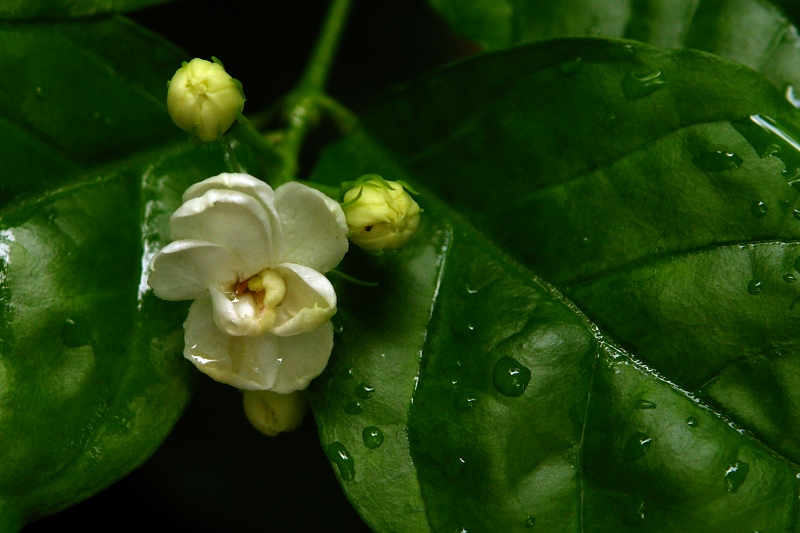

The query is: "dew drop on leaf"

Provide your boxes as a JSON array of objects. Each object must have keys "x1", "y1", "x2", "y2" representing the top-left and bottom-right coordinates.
[
  {"x1": 454, "y1": 392, "x2": 477, "y2": 411},
  {"x1": 694, "y1": 150, "x2": 743, "y2": 172},
  {"x1": 447, "y1": 456, "x2": 467, "y2": 478},
  {"x1": 326, "y1": 442, "x2": 355, "y2": 481},
  {"x1": 34, "y1": 86, "x2": 45, "y2": 99},
  {"x1": 747, "y1": 280, "x2": 763, "y2": 294},
  {"x1": 725, "y1": 461, "x2": 750, "y2": 493},
  {"x1": 558, "y1": 57, "x2": 583, "y2": 75},
  {"x1": 492, "y1": 356, "x2": 531, "y2": 397},
  {"x1": 61, "y1": 317, "x2": 91, "y2": 348},
  {"x1": 355, "y1": 382, "x2": 375, "y2": 399},
  {"x1": 624, "y1": 432, "x2": 652, "y2": 461},
  {"x1": 525, "y1": 516, "x2": 536, "y2": 528},
  {"x1": 344, "y1": 401, "x2": 363, "y2": 415},
  {"x1": 750, "y1": 201, "x2": 768, "y2": 218},
  {"x1": 784, "y1": 273, "x2": 796, "y2": 283},
  {"x1": 687, "y1": 416, "x2": 698, "y2": 427},
  {"x1": 362, "y1": 426, "x2": 384, "y2": 449},
  {"x1": 621, "y1": 70, "x2": 667, "y2": 101},
  {"x1": 636, "y1": 399, "x2": 656, "y2": 410}
]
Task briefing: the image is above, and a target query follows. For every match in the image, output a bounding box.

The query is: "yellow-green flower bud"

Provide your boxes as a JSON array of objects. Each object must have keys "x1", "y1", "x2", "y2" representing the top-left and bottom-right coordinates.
[
  {"x1": 167, "y1": 58, "x2": 244, "y2": 143},
  {"x1": 342, "y1": 177, "x2": 420, "y2": 251},
  {"x1": 243, "y1": 390, "x2": 308, "y2": 437}
]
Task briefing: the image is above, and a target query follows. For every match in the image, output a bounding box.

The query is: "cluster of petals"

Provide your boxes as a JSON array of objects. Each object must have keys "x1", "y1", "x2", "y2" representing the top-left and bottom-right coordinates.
[{"x1": 148, "y1": 173, "x2": 348, "y2": 393}]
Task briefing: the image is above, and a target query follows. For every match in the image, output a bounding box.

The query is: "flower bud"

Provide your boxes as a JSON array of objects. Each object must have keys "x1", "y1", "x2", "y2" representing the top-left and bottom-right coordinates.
[
  {"x1": 243, "y1": 389, "x2": 308, "y2": 437},
  {"x1": 342, "y1": 176, "x2": 420, "y2": 251},
  {"x1": 167, "y1": 58, "x2": 244, "y2": 143}
]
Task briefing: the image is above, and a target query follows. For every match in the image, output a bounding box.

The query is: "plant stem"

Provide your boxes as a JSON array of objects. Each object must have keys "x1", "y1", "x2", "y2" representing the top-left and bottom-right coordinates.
[
  {"x1": 298, "y1": 0, "x2": 354, "y2": 96},
  {"x1": 268, "y1": 0, "x2": 355, "y2": 187}
]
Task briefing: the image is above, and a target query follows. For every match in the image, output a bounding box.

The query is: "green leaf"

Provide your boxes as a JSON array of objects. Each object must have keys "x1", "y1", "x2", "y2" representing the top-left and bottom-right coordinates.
[
  {"x1": 310, "y1": 39, "x2": 800, "y2": 531},
  {"x1": 0, "y1": 16, "x2": 273, "y2": 530},
  {"x1": 0, "y1": 0, "x2": 175, "y2": 20},
  {"x1": 430, "y1": 0, "x2": 800, "y2": 101}
]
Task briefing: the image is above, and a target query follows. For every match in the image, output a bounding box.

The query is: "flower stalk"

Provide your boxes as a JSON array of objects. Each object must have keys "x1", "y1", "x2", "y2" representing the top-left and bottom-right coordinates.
[{"x1": 260, "y1": 0, "x2": 358, "y2": 187}]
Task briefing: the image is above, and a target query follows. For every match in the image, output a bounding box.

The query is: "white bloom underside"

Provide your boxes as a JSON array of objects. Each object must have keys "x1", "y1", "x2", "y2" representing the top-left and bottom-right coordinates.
[{"x1": 148, "y1": 173, "x2": 348, "y2": 393}]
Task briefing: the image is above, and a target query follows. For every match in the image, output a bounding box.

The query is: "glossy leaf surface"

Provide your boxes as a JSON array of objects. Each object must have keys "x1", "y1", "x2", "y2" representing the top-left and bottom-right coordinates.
[
  {"x1": 0, "y1": 0, "x2": 175, "y2": 19},
  {"x1": 310, "y1": 39, "x2": 800, "y2": 531},
  {"x1": 430, "y1": 0, "x2": 800, "y2": 101},
  {"x1": 0, "y1": 16, "x2": 271, "y2": 531}
]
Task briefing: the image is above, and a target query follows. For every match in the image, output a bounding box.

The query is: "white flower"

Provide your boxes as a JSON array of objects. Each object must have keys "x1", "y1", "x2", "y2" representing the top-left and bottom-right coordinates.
[{"x1": 147, "y1": 173, "x2": 348, "y2": 393}]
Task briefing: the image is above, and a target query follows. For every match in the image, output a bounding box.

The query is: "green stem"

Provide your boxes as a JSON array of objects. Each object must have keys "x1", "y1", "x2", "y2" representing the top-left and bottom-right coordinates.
[
  {"x1": 298, "y1": 0, "x2": 354, "y2": 95},
  {"x1": 268, "y1": 0, "x2": 355, "y2": 187}
]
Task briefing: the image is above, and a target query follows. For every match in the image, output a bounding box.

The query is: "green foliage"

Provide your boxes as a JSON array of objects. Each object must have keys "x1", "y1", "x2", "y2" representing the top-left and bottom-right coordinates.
[
  {"x1": 309, "y1": 39, "x2": 800, "y2": 531},
  {"x1": 0, "y1": 0, "x2": 174, "y2": 19},
  {"x1": 0, "y1": 16, "x2": 272, "y2": 530},
  {"x1": 429, "y1": 0, "x2": 800, "y2": 98}
]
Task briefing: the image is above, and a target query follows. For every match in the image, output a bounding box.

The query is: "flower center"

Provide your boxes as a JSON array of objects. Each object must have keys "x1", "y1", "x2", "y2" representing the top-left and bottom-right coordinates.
[{"x1": 235, "y1": 269, "x2": 286, "y2": 331}]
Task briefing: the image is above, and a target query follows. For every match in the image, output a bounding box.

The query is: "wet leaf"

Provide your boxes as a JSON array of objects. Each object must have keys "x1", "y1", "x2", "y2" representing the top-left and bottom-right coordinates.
[
  {"x1": 310, "y1": 38, "x2": 800, "y2": 532},
  {"x1": 0, "y1": 16, "x2": 272, "y2": 531}
]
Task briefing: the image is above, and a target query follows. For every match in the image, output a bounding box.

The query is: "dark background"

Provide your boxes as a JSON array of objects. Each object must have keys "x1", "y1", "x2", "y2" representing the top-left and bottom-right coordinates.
[{"x1": 22, "y1": 0, "x2": 470, "y2": 531}]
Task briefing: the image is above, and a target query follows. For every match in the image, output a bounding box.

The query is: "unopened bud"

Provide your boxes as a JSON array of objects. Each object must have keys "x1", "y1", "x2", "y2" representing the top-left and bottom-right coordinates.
[
  {"x1": 342, "y1": 176, "x2": 420, "y2": 251},
  {"x1": 243, "y1": 389, "x2": 308, "y2": 437},
  {"x1": 167, "y1": 57, "x2": 244, "y2": 143}
]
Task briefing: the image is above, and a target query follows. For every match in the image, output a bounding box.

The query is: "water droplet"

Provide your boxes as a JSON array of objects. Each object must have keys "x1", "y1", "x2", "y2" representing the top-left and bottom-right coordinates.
[
  {"x1": 787, "y1": 85, "x2": 800, "y2": 108},
  {"x1": 621, "y1": 70, "x2": 667, "y2": 101},
  {"x1": 355, "y1": 383, "x2": 375, "y2": 399},
  {"x1": 344, "y1": 401, "x2": 362, "y2": 415},
  {"x1": 621, "y1": 501, "x2": 646, "y2": 526},
  {"x1": 625, "y1": 432, "x2": 652, "y2": 461},
  {"x1": 784, "y1": 273, "x2": 797, "y2": 283},
  {"x1": 725, "y1": 461, "x2": 750, "y2": 493},
  {"x1": 326, "y1": 442, "x2": 355, "y2": 481},
  {"x1": 636, "y1": 400, "x2": 657, "y2": 410},
  {"x1": 750, "y1": 201, "x2": 768, "y2": 218},
  {"x1": 762, "y1": 143, "x2": 782, "y2": 158},
  {"x1": 362, "y1": 426, "x2": 384, "y2": 449},
  {"x1": 465, "y1": 324, "x2": 475, "y2": 333},
  {"x1": 747, "y1": 280, "x2": 763, "y2": 294},
  {"x1": 446, "y1": 456, "x2": 467, "y2": 478},
  {"x1": 34, "y1": 86, "x2": 45, "y2": 99},
  {"x1": 558, "y1": 57, "x2": 583, "y2": 75},
  {"x1": 61, "y1": 317, "x2": 91, "y2": 348},
  {"x1": 493, "y1": 356, "x2": 531, "y2": 397},
  {"x1": 455, "y1": 392, "x2": 478, "y2": 411},
  {"x1": 694, "y1": 150, "x2": 743, "y2": 172},
  {"x1": 465, "y1": 284, "x2": 478, "y2": 295},
  {"x1": 525, "y1": 516, "x2": 536, "y2": 528}
]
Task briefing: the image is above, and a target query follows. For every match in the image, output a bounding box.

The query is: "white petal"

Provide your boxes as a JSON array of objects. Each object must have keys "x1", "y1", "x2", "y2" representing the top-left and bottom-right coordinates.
[
  {"x1": 274, "y1": 181, "x2": 348, "y2": 272},
  {"x1": 184, "y1": 297, "x2": 332, "y2": 392},
  {"x1": 209, "y1": 287, "x2": 269, "y2": 337},
  {"x1": 184, "y1": 296, "x2": 280, "y2": 390},
  {"x1": 147, "y1": 240, "x2": 239, "y2": 301},
  {"x1": 170, "y1": 189, "x2": 278, "y2": 279},
  {"x1": 270, "y1": 263, "x2": 337, "y2": 337},
  {"x1": 183, "y1": 174, "x2": 284, "y2": 258},
  {"x1": 270, "y1": 322, "x2": 334, "y2": 394}
]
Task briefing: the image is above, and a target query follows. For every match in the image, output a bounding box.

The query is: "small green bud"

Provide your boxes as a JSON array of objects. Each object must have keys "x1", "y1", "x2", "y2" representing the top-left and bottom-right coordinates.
[
  {"x1": 342, "y1": 176, "x2": 421, "y2": 251},
  {"x1": 243, "y1": 389, "x2": 308, "y2": 437},
  {"x1": 167, "y1": 58, "x2": 245, "y2": 143}
]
